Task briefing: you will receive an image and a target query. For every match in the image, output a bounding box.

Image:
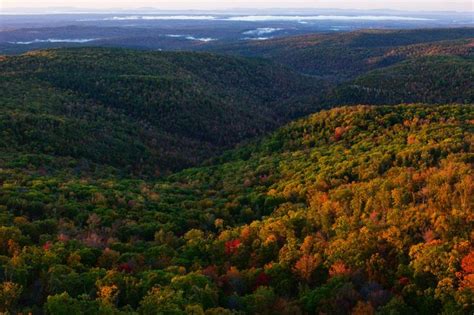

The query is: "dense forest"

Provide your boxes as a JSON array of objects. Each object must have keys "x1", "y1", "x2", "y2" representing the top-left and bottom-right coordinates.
[
  {"x1": 0, "y1": 48, "x2": 324, "y2": 175},
  {"x1": 208, "y1": 28, "x2": 474, "y2": 79},
  {"x1": 0, "y1": 28, "x2": 473, "y2": 314},
  {"x1": 332, "y1": 56, "x2": 474, "y2": 105},
  {"x1": 0, "y1": 105, "x2": 472, "y2": 314}
]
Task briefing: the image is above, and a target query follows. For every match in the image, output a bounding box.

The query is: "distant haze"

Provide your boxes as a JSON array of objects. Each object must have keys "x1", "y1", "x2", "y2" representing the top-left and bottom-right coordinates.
[{"x1": 2, "y1": 0, "x2": 473, "y2": 12}]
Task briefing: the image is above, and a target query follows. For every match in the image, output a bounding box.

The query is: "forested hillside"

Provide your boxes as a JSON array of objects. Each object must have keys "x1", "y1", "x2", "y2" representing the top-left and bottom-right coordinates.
[
  {"x1": 332, "y1": 56, "x2": 474, "y2": 105},
  {"x1": 0, "y1": 105, "x2": 472, "y2": 314},
  {"x1": 208, "y1": 28, "x2": 474, "y2": 79},
  {"x1": 0, "y1": 48, "x2": 323, "y2": 175}
]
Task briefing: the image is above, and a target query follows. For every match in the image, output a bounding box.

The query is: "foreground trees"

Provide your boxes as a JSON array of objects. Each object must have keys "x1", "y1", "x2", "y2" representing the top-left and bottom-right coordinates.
[{"x1": 0, "y1": 104, "x2": 472, "y2": 313}]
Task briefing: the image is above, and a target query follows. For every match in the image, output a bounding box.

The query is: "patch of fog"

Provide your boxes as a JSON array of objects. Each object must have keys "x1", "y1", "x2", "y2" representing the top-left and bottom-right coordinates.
[
  {"x1": 165, "y1": 34, "x2": 216, "y2": 42},
  {"x1": 330, "y1": 25, "x2": 352, "y2": 31},
  {"x1": 242, "y1": 28, "x2": 283, "y2": 36},
  {"x1": 85, "y1": 15, "x2": 434, "y2": 22},
  {"x1": 9, "y1": 38, "x2": 98, "y2": 44},
  {"x1": 103, "y1": 15, "x2": 216, "y2": 21},
  {"x1": 242, "y1": 37, "x2": 272, "y2": 41},
  {"x1": 227, "y1": 15, "x2": 434, "y2": 22}
]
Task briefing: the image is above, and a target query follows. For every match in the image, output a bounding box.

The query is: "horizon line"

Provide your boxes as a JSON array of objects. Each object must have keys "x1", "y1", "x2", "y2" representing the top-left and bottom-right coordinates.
[{"x1": 1, "y1": 7, "x2": 473, "y2": 14}]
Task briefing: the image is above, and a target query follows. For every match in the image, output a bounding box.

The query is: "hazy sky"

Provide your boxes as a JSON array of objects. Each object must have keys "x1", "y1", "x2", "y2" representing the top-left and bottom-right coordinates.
[{"x1": 2, "y1": 0, "x2": 472, "y2": 12}]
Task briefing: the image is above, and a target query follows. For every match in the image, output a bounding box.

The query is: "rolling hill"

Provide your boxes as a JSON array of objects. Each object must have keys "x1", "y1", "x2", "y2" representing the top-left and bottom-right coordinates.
[
  {"x1": 208, "y1": 28, "x2": 474, "y2": 80},
  {"x1": 0, "y1": 104, "x2": 472, "y2": 314},
  {"x1": 0, "y1": 47, "x2": 324, "y2": 175},
  {"x1": 331, "y1": 55, "x2": 474, "y2": 105}
]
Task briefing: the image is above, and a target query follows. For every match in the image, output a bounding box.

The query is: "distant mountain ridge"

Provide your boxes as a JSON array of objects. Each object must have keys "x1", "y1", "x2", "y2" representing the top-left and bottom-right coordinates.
[{"x1": 207, "y1": 28, "x2": 474, "y2": 79}]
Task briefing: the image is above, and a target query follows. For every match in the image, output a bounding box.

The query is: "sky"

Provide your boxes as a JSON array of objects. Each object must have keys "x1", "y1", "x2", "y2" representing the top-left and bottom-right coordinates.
[{"x1": 2, "y1": 0, "x2": 473, "y2": 12}]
